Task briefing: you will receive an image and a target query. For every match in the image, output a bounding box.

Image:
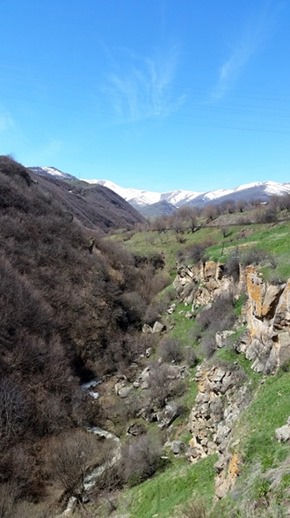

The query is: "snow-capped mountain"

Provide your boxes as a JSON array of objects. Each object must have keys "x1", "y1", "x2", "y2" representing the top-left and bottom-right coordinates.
[
  {"x1": 29, "y1": 166, "x2": 77, "y2": 180},
  {"x1": 84, "y1": 179, "x2": 203, "y2": 207},
  {"x1": 30, "y1": 167, "x2": 290, "y2": 215},
  {"x1": 84, "y1": 179, "x2": 290, "y2": 209}
]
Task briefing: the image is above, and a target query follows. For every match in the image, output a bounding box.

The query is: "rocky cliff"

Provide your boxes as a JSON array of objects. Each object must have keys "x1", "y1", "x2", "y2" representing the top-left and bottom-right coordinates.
[
  {"x1": 174, "y1": 260, "x2": 290, "y2": 374},
  {"x1": 173, "y1": 259, "x2": 290, "y2": 500}
]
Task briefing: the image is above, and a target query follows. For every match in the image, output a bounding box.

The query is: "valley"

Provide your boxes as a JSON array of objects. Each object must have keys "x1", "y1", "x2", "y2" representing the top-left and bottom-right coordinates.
[{"x1": 1, "y1": 156, "x2": 290, "y2": 517}]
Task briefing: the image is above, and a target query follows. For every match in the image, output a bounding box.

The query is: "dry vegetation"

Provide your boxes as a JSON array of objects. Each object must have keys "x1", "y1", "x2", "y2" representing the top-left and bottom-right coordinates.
[{"x1": 0, "y1": 156, "x2": 171, "y2": 513}]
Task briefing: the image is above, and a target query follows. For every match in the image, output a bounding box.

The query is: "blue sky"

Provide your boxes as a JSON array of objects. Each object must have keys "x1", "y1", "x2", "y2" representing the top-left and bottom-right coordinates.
[{"x1": 1, "y1": 0, "x2": 290, "y2": 192}]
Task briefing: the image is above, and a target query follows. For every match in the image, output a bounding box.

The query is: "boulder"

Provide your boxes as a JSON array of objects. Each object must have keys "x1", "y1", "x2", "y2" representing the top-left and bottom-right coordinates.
[
  {"x1": 152, "y1": 321, "x2": 166, "y2": 334},
  {"x1": 275, "y1": 418, "x2": 290, "y2": 442},
  {"x1": 171, "y1": 440, "x2": 186, "y2": 455},
  {"x1": 142, "y1": 323, "x2": 153, "y2": 334},
  {"x1": 118, "y1": 385, "x2": 133, "y2": 398},
  {"x1": 157, "y1": 402, "x2": 179, "y2": 428},
  {"x1": 216, "y1": 330, "x2": 235, "y2": 349},
  {"x1": 127, "y1": 422, "x2": 146, "y2": 436}
]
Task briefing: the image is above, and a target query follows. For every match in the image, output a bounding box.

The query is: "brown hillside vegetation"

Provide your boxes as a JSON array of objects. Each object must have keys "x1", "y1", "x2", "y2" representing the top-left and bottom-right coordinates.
[
  {"x1": 0, "y1": 156, "x2": 169, "y2": 510},
  {"x1": 30, "y1": 169, "x2": 145, "y2": 231}
]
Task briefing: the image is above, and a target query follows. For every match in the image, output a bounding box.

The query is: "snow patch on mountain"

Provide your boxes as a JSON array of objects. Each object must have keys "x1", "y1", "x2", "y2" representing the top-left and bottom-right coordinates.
[
  {"x1": 31, "y1": 170, "x2": 290, "y2": 209},
  {"x1": 85, "y1": 179, "x2": 163, "y2": 205},
  {"x1": 29, "y1": 166, "x2": 76, "y2": 180}
]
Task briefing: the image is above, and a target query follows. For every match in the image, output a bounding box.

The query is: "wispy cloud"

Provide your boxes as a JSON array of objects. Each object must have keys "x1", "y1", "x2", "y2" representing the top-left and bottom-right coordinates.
[
  {"x1": 103, "y1": 45, "x2": 185, "y2": 122},
  {"x1": 211, "y1": 3, "x2": 273, "y2": 101},
  {"x1": 0, "y1": 112, "x2": 14, "y2": 132}
]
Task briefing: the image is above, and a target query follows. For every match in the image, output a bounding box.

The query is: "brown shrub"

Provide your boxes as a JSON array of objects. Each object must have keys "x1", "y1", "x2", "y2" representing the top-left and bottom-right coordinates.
[
  {"x1": 120, "y1": 432, "x2": 163, "y2": 486},
  {"x1": 159, "y1": 337, "x2": 184, "y2": 364},
  {"x1": 48, "y1": 430, "x2": 102, "y2": 498}
]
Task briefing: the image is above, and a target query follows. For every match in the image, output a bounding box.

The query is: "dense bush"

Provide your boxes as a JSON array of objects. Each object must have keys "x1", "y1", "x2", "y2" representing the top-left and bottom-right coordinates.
[
  {"x1": 159, "y1": 337, "x2": 184, "y2": 363},
  {"x1": 120, "y1": 432, "x2": 163, "y2": 486},
  {"x1": 196, "y1": 294, "x2": 237, "y2": 358},
  {"x1": 224, "y1": 253, "x2": 240, "y2": 282}
]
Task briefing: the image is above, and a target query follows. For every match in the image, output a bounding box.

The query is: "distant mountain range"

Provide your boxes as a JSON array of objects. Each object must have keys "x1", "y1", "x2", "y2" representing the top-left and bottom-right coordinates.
[
  {"x1": 85, "y1": 178, "x2": 290, "y2": 217},
  {"x1": 30, "y1": 167, "x2": 290, "y2": 218}
]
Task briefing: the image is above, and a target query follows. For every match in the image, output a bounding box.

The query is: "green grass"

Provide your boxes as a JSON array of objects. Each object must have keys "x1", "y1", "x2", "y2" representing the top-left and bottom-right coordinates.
[
  {"x1": 109, "y1": 217, "x2": 290, "y2": 516},
  {"x1": 210, "y1": 370, "x2": 290, "y2": 516},
  {"x1": 237, "y1": 371, "x2": 290, "y2": 471},
  {"x1": 114, "y1": 218, "x2": 290, "y2": 283},
  {"x1": 168, "y1": 302, "x2": 197, "y2": 344},
  {"x1": 120, "y1": 455, "x2": 217, "y2": 518},
  {"x1": 113, "y1": 219, "x2": 290, "y2": 289}
]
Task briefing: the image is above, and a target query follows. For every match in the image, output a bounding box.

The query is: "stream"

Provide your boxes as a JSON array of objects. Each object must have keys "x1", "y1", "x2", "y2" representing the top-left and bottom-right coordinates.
[{"x1": 60, "y1": 380, "x2": 121, "y2": 516}]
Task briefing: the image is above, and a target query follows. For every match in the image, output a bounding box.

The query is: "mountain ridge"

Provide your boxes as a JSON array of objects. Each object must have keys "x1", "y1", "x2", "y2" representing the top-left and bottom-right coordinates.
[
  {"x1": 86, "y1": 178, "x2": 290, "y2": 208},
  {"x1": 30, "y1": 167, "x2": 290, "y2": 216}
]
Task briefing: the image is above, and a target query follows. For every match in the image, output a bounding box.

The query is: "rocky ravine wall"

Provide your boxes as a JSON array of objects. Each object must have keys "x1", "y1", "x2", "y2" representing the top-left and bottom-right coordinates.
[
  {"x1": 174, "y1": 260, "x2": 290, "y2": 498},
  {"x1": 239, "y1": 266, "x2": 290, "y2": 374},
  {"x1": 174, "y1": 260, "x2": 290, "y2": 374}
]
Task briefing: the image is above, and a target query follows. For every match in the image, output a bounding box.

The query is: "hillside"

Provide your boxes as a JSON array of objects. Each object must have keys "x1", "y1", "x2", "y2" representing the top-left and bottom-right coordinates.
[
  {"x1": 1, "y1": 157, "x2": 290, "y2": 517},
  {"x1": 29, "y1": 166, "x2": 145, "y2": 231},
  {"x1": 0, "y1": 156, "x2": 169, "y2": 516},
  {"x1": 105, "y1": 206, "x2": 290, "y2": 517}
]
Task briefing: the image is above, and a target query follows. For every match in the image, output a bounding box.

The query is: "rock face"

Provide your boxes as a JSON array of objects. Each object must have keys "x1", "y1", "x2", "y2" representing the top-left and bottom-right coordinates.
[
  {"x1": 238, "y1": 267, "x2": 290, "y2": 373},
  {"x1": 174, "y1": 261, "x2": 290, "y2": 374},
  {"x1": 188, "y1": 364, "x2": 247, "y2": 462},
  {"x1": 175, "y1": 260, "x2": 290, "y2": 499},
  {"x1": 173, "y1": 261, "x2": 235, "y2": 308},
  {"x1": 188, "y1": 364, "x2": 248, "y2": 499}
]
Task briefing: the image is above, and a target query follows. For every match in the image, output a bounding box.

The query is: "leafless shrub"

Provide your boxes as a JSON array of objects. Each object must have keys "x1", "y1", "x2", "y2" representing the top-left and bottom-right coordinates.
[
  {"x1": 0, "y1": 378, "x2": 32, "y2": 447},
  {"x1": 136, "y1": 265, "x2": 168, "y2": 303},
  {"x1": 200, "y1": 331, "x2": 217, "y2": 359},
  {"x1": 278, "y1": 193, "x2": 290, "y2": 210},
  {"x1": 159, "y1": 338, "x2": 184, "y2": 363},
  {"x1": 0, "y1": 482, "x2": 19, "y2": 518},
  {"x1": 184, "y1": 242, "x2": 211, "y2": 264},
  {"x1": 49, "y1": 430, "x2": 102, "y2": 499},
  {"x1": 169, "y1": 378, "x2": 187, "y2": 399},
  {"x1": 225, "y1": 253, "x2": 240, "y2": 282},
  {"x1": 143, "y1": 299, "x2": 168, "y2": 325},
  {"x1": 5, "y1": 500, "x2": 52, "y2": 518},
  {"x1": 120, "y1": 432, "x2": 163, "y2": 486},
  {"x1": 240, "y1": 247, "x2": 268, "y2": 266},
  {"x1": 255, "y1": 206, "x2": 277, "y2": 223},
  {"x1": 197, "y1": 294, "x2": 235, "y2": 334},
  {"x1": 236, "y1": 215, "x2": 251, "y2": 224},
  {"x1": 119, "y1": 291, "x2": 147, "y2": 327},
  {"x1": 221, "y1": 226, "x2": 229, "y2": 238},
  {"x1": 148, "y1": 362, "x2": 187, "y2": 408},
  {"x1": 148, "y1": 363, "x2": 173, "y2": 408},
  {"x1": 202, "y1": 204, "x2": 220, "y2": 222},
  {"x1": 184, "y1": 346, "x2": 198, "y2": 367}
]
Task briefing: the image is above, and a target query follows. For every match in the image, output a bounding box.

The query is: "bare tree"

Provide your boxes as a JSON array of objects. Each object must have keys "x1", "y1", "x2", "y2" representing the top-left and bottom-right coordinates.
[
  {"x1": 0, "y1": 378, "x2": 32, "y2": 447},
  {"x1": 49, "y1": 430, "x2": 101, "y2": 500},
  {"x1": 148, "y1": 363, "x2": 173, "y2": 408},
  {"x1": 120, "y1": 432, "x2": 162, "y2": 486}
]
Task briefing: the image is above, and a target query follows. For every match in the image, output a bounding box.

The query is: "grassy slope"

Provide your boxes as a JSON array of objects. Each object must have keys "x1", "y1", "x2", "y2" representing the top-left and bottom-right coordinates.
[
  {"x1": 111, "y1": 217, "x2": 290, "y2": 517},
  {"x1": 115, "y1": 219, "x2": 290, "y2": 279},
  {"x1": 118, "y1": 455, "x2": 217, "y2": 518}
]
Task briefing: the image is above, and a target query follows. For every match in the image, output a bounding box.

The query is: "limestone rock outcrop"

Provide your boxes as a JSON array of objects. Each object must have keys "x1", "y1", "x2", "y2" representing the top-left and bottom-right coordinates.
[
  {"x1": 174, "y1": 260, "x2": 290, "y2": 373},
  {"x1": 188, "y1": 364, "x2": 248, "y2": 463},
  {"x1": 238, "y1": 267, "x2": 290, "y2": 373}
]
